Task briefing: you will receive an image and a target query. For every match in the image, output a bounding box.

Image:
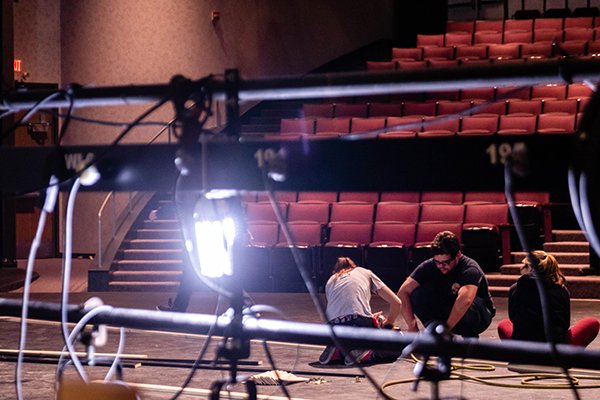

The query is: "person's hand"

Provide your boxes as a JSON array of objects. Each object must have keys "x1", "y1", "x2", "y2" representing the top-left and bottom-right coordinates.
[{"x1": 373, "y1": 311, "x2": 385, "y2": 327}]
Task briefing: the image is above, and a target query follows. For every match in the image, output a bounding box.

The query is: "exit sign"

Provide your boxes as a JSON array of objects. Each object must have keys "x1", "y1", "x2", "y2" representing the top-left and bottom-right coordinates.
[{"x1": 14, "y1": 59, "x2": 21, "y2": 72}]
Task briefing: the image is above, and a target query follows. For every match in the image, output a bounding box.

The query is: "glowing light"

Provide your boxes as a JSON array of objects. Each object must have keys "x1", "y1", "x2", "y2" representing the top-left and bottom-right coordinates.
[{"x1": 194, "y1": 217, "x2": 236, "y2": 277}]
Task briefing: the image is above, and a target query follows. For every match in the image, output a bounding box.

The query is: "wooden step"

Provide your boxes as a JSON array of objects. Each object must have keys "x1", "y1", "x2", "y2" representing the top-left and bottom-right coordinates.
[
  {"x1": 486, "y1": 274, "x2": 600, "y2": 299},
  {"x1": 108, "y1": 281, "x2": 179, "y2": 292},
  {"x1": 500, "y1": 263, "x2": 593, "y2": 276},
  {"x1": 486, "y1": 274, "x2": 519, "y2": 287},
  {"x1": 511, "y1": 251, "x2": 589, "y2": 264},
  {"x1": 553, "y1": 229, "x2": 587, "y2": 242},
  {"x1": 110, "y1": 270, "x2": 182, "y2": 282},
  {"x1": 124, "y1": 239, "x2": 182, "y2": 250},
  {"x1": 543, "y1": 241, "x2": 590, "y2": 253},
  {"x1": 142, "y1": 219, "x2": 179, "y2": 229},
  {"x1": 111, "y1": 259, "x2": 183, "y2": 271},
  {"x1": 136, "y1": 229, "x2": 181, "y2": 239},
  {"x1": 119, "y1": 249, "x2": 183, "y2": 260},
  {"x1": 488, "y1": 285, "x2": 509, "y2": 298}
]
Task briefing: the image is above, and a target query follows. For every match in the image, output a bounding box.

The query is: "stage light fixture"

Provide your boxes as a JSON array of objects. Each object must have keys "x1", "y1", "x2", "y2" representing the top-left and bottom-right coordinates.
[{"x1": 185, "y1": 191, "x2": 243, "y2": 279}]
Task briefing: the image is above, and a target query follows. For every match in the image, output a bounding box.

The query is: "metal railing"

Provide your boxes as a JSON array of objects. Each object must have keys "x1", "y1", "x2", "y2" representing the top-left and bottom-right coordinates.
[{"x1": 96, "y1": 120, "x2": 175, "y2": 269}]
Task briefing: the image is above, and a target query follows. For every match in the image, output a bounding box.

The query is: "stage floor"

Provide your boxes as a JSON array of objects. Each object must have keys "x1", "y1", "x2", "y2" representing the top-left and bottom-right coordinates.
[{"x1": 2, "y1": 291, "x2": 600, "y2": 399}]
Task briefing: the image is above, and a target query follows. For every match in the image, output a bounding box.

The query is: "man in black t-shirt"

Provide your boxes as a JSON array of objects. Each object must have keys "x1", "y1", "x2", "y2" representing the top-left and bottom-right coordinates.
[{"x1": 398, "y1": 231, "x2": 495, "y2": 337}]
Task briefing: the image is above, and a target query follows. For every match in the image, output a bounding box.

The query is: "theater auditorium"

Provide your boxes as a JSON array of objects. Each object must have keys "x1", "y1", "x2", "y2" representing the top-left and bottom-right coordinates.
[{"x1": 2, "y1": 1, "x2": 600, "y2": 399}]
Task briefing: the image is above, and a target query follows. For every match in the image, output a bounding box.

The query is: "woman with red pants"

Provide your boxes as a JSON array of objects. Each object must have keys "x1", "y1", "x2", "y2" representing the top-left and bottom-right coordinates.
[{"x1": 497, "y1": 250, "x2": 599, "y2": 347}]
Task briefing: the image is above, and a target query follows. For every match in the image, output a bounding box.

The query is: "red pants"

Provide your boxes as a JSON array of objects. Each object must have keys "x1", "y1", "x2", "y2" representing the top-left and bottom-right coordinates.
[{"x1": 497, "y1": 317, "x2": 600, "y2": 347}]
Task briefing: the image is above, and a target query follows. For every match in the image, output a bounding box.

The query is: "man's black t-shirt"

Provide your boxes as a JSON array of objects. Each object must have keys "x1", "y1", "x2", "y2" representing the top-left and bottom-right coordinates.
[{"x1": 411, "y1": 255, "x2": 495, "y2": 313}]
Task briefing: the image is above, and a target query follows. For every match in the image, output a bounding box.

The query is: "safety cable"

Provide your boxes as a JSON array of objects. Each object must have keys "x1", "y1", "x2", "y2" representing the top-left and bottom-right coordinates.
[
  {"x1": 59, "y1": 177, "x2": 88, "y2": 382},
  {"x1": 15, "y1": 175, "x2": 59, "y2": 400}
]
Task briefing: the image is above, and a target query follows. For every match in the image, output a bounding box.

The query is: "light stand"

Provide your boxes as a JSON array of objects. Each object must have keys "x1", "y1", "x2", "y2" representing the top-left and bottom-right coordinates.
[
  {"x1": 172, "y1": 69, "x2": 256, "y2": 400},
  {"x1": 410, "y1": 323, "x2": 462, "y2": 400}
]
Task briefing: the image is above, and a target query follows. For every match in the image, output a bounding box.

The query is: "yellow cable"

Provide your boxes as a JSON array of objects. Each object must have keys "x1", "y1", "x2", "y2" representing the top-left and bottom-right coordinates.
[{"x1": 380, "y1": 355, "x2": 600, "y2": 399}]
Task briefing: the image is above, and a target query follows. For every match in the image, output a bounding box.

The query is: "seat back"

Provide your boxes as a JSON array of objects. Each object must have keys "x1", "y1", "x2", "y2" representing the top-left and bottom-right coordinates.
[
  {"x1": 330, "y1": 202, "x2": 375, "y2": 223},
  {"x1": 371, "y1": 222, "x2": 416, "y2": 245},
  {"x1": 420, "y1": 204, "x2": 465, "y2": 222},
  {"x1": 375, "y1": 202, "x2": 420, "y2": 223},
  {"x1": 287, "y1": 201, "x2": 330, "y2": 224}
]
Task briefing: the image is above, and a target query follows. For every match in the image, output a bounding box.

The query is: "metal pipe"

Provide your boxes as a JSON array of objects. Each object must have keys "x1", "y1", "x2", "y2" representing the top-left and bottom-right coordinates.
[
  {"x1": 2, "y1": 59, "x2": 600, "y2": 111},
  {"x1": 2, "y1": 298, "x2": 600, "y2": 371},
  {"x1": 97, "y1": 192, "x2": 114, "y2": 269}
]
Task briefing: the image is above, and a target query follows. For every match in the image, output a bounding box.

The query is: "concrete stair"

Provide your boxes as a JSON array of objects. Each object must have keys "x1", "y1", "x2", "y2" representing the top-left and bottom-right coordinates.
[
  {"x1": 489, "y1": 229, "x2": 600, "y2": 299},
  {"x1": 108, "y1": 200, "x2": 185, "y2": 292}
]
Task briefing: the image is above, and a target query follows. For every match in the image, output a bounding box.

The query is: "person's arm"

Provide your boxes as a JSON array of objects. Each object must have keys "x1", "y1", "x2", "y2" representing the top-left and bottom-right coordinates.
[
  {"x1": 397, "y1": 277, "x2": 420, "y2": 332},
  {"x1": 446, "y1": 284, "x2": 477, "y2": 330},
  {"x1": 376, "y1": 285, "x2": 402, "y2": 326}
]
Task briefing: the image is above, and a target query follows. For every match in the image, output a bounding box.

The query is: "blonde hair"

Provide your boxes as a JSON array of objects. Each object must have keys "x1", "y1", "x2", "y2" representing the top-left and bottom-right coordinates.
[
  {"x1": 522, "y1": 250, "x2": 566, "y2": 286},
  {"x1": 331, "y1": 257, "x2": 358, "y2": 281}
]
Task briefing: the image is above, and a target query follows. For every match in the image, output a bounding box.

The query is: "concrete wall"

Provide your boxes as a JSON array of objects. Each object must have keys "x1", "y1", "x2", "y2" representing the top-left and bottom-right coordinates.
[{"x1": 14, "y1": 0, "x2": 394, "y2": 254}]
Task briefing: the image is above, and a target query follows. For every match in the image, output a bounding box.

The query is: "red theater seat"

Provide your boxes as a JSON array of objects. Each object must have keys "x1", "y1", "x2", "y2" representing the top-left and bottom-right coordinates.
[
  {"x1": 420, "y1": 203, "x2": 465, "y2": 223},
  {"x1": 287, "y1": 201, "x2": 330, "y2": 224},
  {"x1": 375, "y1": 202, "x2": 421, "y2": 223}
]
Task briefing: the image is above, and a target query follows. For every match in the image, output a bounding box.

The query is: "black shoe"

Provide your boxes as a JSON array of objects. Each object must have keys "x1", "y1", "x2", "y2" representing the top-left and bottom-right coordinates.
[
  {"x1": 319, "y1": 345, "x2": 341, "y2": 365},
  {"x1": 156, "y1": 298, "x2": 173, "y2": 311},
  {"x1": 344, "y1": 350, "x2": 373, "y2": 366}
]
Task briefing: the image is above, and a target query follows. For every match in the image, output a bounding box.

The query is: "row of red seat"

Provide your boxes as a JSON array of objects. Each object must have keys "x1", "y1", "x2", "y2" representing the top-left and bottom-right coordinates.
[
  {"x1": 447, "y1": 17, "x2": 600, "y2": 35},
  {"x1": 272, "y1": 113, "x2": 579, "y2": 137},
  {"x1": 242, "y1": 220, "x2": 483, "y2": 291},
  {"x1": 246, "y1": 201, "x2": 509, "y2": 227},
  {"x1": 368, "y1": 54, "x2": 593, "y2": 72},
  {"x1": 416, "y1": 28, "x2": 600, "y2": 48},
  {"x1": 242, "y1": 190, "x2": 548, "y2": 204},
  {"x1": 247, "y1": 219, "x2": 468, "y2": 248},
  {"x1": 368, "y1": 43, "x2": 600, "y2": 71},
  {"x1": 300, "y1": 95, "x2": 590, "y2": 118},
  {"x1": 244, "y1": 219, "x2": 509, "y2": 290}
]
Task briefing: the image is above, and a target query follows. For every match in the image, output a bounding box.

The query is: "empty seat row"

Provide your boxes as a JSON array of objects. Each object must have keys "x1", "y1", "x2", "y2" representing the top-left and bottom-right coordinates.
[
  {"x1": 242, "y1": 218, "x2": 510, "y2": 292},
  {"x1": 389, "y1": 41, "x2": 600, "y2": 63},
  {"x1": 242, "y1": 190, "x2": 549, "y2": 205},
  {"x1": 417, "y1": 29, "x2": 600, "y2": 47},
  {"x1": 275, "y1": 113, "x2": 579, "y2": 137},
  {"x1": 246, "y1": 201, "x2": 511, "y2": 226},
  {"x1": 447, "y1": 17, "x2": 600, "y2": 35},
  {"x1": 301, "y1": 96, "x2": 590, "y2": 119}
]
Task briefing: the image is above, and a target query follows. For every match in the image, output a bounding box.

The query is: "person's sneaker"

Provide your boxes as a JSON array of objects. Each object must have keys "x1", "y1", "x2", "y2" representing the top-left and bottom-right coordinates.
[
  {"x1": 156, "y1": 298, "x2": 173, "y2": 311},
  {"x1": 344, "y1": 350, "x2": 373, "y2": 366},
  {"x1": 318, "y1": 345, "x2": 341, "y2": 365}
]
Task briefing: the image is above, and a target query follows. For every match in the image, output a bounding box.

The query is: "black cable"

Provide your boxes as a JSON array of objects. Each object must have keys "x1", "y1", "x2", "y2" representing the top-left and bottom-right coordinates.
[
  {"x1": 504, "y1": 160, "x2": 581, "y2": 400},
  {"x1": 6, "y1": 95, "x2": 172, "y2": 200},
  {"x1": 43, "y1": 109, "x2": 169, "y2": 128},
  {"x1": 0, "y1": 89, "x2": 64, "y2": 145},
  {"x1": 57, "y1": 87, "x2": 75, "y2": 146},
  {"x1": 169, "y1": 294, "x2": 224, "y2": 400}
]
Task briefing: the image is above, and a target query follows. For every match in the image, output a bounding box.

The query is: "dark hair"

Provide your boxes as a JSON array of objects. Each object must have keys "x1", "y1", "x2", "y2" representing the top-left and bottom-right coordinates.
[{"x1": 431, "y1": 231, "x2": 461, "y2": 258}]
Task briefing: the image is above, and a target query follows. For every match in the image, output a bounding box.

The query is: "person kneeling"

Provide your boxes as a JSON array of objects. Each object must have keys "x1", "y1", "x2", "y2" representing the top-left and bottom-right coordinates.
[{"x1": 319, "y1": 257, "x2": 402, "y2": 366}]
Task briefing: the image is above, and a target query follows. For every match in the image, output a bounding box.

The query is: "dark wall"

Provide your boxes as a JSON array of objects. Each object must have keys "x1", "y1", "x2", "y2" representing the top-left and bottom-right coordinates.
[{"x1": 394, "y1": 0, "x2": 448, "y2": 46}]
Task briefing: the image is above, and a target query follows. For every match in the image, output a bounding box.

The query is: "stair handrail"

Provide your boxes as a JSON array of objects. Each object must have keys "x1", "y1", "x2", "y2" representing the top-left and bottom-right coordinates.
[{"x1": 96, "y1": 120, "x2": 175, "y2": 269}]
